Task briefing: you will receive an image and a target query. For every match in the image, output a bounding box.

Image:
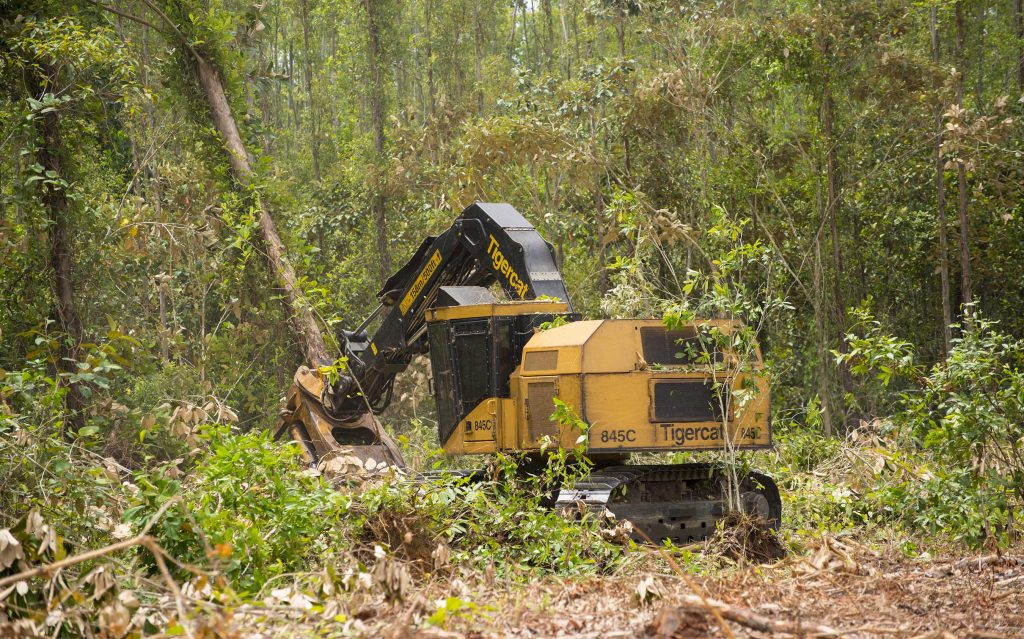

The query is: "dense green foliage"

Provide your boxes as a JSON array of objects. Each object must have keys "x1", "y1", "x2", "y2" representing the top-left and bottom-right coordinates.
[{"x1": 3, "y1": 0, "x2": 1023, "y2": 437}]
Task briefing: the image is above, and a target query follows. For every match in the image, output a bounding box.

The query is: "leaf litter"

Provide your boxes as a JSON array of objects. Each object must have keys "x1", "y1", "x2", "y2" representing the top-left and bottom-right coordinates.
[{"x1": 6, "y1": 521, "x2": 1021, "y2": 638}]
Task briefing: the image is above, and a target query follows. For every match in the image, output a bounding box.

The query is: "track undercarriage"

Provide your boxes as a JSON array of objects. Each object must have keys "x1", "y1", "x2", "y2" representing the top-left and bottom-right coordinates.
[
  {"x1": 423, "y1": 460, "x2": 782, "y2": 545},
  {"x1": 555, "y1": 463, "x2": 782, "y2": 544}
]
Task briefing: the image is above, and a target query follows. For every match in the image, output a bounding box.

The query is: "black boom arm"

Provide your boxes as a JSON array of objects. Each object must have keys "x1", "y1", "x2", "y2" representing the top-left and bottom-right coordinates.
[{"x1": 331, "y1": 202, "x2": 571, "y2": 417}]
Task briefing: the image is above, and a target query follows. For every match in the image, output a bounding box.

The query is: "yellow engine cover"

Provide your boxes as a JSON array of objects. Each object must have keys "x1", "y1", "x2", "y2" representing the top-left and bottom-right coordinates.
[{"x1": 442, "y1": 318, "x2": 771, "y2": 456}]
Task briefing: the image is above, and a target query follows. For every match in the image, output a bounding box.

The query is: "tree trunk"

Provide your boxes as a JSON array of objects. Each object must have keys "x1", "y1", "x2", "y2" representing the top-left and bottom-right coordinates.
[
  {"x1": 521, "y1": 4, "x2": 531, "y2": 70},
  {"x1": 595, "y1": 175, "x2": 608, "y2": 297},
  {"x1": 931, "y1": 6, "x2": 953, "y2": 354},
  {"x1": 474, "y1": 2, "x2": 484, "y2": 115},
  {"x1": 589, "y1": 105, "x2": 608, "y2": 297},
  {"x1": 559, "y1": 0, "x2": 570, "y2": 79},
  {"x1": 822, "y1": 86, "x2": 845, "y2": 333},
  {"x1": 541, "y1": 0, "x2": 554, "y2": 72},
  {"x1": 813, "y1": 235, "x2": 834, "y2": 437},
  {"x1": 1016, "y1": 0, "x2": 1023, "y2": 91},
  {"x1": 425, "y1": 0, "x2": 435, "y2": 116},
  {"x1": 364, "y1": 0, "x2": 392, "y2": 282},
  {"x1": 288, "y1": 40, "x2": 299, "y2": 133},
  {"x1": 508, "y1": 0, "x2": 517, "y2": 58},
  {"x1": 299, "y1": 0, "x2": 321, "y2": 181},
  {"x1": 30, "y1": 66, "x2": 86, "y2": 435},
  {"x1": 616, "y1": 18, "x2": 631, "y2": 178},
  {"x1": 141, "y1": 28, "x2": 171, "y2": 362},
  {"x1": 194, "y1": 58, "x2": 331, "y2": 366},
  {"x1": 818, "y1": 43, "x2": 851, "y2": 427},
  {"x1": 529, "y1": 1, "x2": 541, "y2": 70},
  {"x1": 954, "y1": 1, "x2": 973, "y2": 314}
]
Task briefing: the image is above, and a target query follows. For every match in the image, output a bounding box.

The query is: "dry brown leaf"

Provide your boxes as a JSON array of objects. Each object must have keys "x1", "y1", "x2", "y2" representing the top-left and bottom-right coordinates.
[
  {"x1": 0, "y1": 529, "x2": 25, "y2": 570},
  {"x1": 636, "y1": 575, "x2": 662, "y2": 606}
]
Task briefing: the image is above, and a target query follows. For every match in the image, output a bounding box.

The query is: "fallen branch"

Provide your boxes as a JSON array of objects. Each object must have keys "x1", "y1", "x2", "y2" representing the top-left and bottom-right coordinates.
[
  {"x1": 0, "y1": 498, "x2": 193, "y2": 637},
  {"x1": 673, "y1": 596, "x2": 839, "y2": 636},
  {"x1": 0, "y1": 534, "x2": 193, "y2": 637},
  {"x1": 924, "y1": 555, "x2": 1024, "y2": 578},
  {"x1": 0, "y1": 534, "x2": 145, "y2": 591},
  {"x1": 994, "y1": 573, "x2": 1024, "y2": 588}
]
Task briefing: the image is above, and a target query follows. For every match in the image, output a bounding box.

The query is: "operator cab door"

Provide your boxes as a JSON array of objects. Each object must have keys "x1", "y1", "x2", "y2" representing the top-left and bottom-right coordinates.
[{"x1": 429, "y1": 318, "x2": 502, "y2": 446}]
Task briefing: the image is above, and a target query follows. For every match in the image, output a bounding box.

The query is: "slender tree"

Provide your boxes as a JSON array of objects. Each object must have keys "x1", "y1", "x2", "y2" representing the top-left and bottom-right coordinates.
[
  {"x1": 1017, "y1": 0, "x2": 1023, "y2": 91},
  {"x1": 193, "y1": 55, "x2": 331, "y2": 364},
  {"x1": 364, "y1": 0, "x2": 392, "y2": 281},
  {"x1": 28, "y1": 65, "x2": 86, "y2": 435},
  {"x1": 299, "y1": 0, "x2": 321, "y2": 181},
  {"x1": 954, "y1": 0, "x2": 973, "y2": 314},
  {"x1": 97, "y1": 0, "x2": 335, "y2": 365},
  {"x1": 931, "y1": 5, "x2": 953, "y2": 354}
]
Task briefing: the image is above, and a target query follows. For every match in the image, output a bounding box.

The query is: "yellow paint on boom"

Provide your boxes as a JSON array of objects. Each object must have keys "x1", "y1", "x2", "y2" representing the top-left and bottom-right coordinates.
[{"x1": 400, "y1": 250, "x2": 442, "y2": 314}]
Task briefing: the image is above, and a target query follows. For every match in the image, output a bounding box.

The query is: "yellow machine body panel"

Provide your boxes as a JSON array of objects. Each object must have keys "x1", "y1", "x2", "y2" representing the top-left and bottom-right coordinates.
[
  {"x1": 440, "y1": 316, "x2": 770, "y2": 456},
  {"x1": 439, "y1": 397, "x2": 509, "y2": 455}
]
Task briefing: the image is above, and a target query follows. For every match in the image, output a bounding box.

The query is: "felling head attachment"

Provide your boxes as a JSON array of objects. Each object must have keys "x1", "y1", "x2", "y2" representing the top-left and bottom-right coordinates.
[{"x1": 274, "y1": 366, "x2": 406, "y2": 477}]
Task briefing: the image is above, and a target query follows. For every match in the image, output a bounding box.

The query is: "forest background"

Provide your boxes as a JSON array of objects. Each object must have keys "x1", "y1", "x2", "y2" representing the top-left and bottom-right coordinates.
[{"x1": 1, "y1": 0, "x2": 1024, "y2": 634}]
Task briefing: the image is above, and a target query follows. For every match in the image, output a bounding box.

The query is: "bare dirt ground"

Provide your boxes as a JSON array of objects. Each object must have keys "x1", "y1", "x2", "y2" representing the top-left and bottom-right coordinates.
[{"x1": 230, "y1": 537, "x2": 1024, "y2": 639}]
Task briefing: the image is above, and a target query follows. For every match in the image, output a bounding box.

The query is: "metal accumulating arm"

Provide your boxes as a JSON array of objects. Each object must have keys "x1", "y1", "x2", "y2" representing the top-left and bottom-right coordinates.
[
  {"x1": 276, "y1": 202, "x2": 571, "y2": 469},
  {"x1": 329, "y1": 202, "x2": 571, "y2": 419}
]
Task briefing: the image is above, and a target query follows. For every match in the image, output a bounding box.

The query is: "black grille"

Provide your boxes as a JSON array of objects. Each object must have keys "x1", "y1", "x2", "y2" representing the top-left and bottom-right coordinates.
[
  {"x1": 453, "y1": 321, "x2": 490, "y2": 415},
  {"x1": 527, "y1": 381, "x2": 558, "y2": 441},
  {"x1": 640, "y1": 326, "x2": 721, "y2": 366},
  {"x1": 651, "y1": 380, "x2": 724, "y2": 423}
]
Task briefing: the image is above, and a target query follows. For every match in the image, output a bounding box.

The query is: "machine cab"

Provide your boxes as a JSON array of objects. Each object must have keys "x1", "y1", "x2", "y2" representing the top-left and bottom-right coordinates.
[{"x1": 424, "y1": 286, "x2": 574, "y2": 451}]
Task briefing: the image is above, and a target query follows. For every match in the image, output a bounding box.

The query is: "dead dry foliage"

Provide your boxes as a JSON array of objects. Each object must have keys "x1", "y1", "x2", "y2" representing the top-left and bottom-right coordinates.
[{"x1": 5, "y1": 525, "x2": 1023, "y2": 638}]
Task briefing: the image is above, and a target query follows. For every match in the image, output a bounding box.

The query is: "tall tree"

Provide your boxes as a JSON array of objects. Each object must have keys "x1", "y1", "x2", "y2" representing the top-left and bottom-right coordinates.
[
  {"x1": 1017, "y1": 0, "x2": 1023, "y2": 91},
  {"x1": 4, "y1": 15, "x2": 136, "y2": 434},
  {"x1": 931, "y1": 4, "x2": 953, "y2": 353},
  {"x1": 299, "y1": 0, "x2": 321, "y2": 181},
  {"x1": 425, "y1": 0, "x2": 435, "y2": 116},
  {"x1": 103, "y1": 0, "x2": 335, "y2": 366},
  {"x1": 954, "y1": 0, "x2": 973, "y2": 314},
  {"x1": 28, "y1": 65, "x2": 86, "y2": 435},
  {"x1": 364, "y1": 0, "x2": 392, "y2": 281},
  {"x1": 192, "y1": 55, "x2": 331, "y2": 364}
]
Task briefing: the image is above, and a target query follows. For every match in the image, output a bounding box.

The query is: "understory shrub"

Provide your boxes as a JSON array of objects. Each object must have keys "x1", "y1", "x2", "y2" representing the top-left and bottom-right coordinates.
[
  {"x1": 827, "y1": 310, "x2": 1024, "y2": 545},
  {"x1": 125, "y1": 425, "x2": 353, "y2": 592},
  {"x1": 119, "y1": 425, "x2": 627, "y2": 593}
]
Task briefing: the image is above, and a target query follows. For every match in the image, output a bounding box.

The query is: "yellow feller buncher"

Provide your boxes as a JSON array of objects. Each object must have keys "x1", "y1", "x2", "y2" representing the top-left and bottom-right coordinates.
[{"x1": 276, "y1": 203, "x2": 780, "y2": 543}]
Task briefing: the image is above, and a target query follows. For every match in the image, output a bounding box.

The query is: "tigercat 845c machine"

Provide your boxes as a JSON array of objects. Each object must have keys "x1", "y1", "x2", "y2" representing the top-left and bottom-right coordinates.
[{"x1": 276, "y1": 202, "x2": 781, "y2": 543}]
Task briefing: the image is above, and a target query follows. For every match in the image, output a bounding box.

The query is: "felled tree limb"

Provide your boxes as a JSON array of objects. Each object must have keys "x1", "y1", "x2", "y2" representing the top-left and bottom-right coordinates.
[
  {"x1": 924, "y1": 555, "x2": 1024, "y2": 578},
  {"x1": 0, "y1": 497, "x2": 180, "y2": 591},
  {"x1": 654, "y1": 597, "x2": 839, "y2": 637},
  {"x1": 0, "y1": 534, "x2": 145, "y2": 591}
]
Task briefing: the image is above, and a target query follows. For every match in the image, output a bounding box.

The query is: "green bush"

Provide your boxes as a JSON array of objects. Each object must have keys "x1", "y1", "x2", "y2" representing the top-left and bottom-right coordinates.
[
  {"x1": 838, "y1": 311, "x2": 1024, "y2": 546},
  {"x1": 125, "y1": 425, "x2": 353, "y2": 592},
  {"x1": 122, "y1": 425, "x2": 627, "y2": 594},
  {"x1": 770, "y1": 424, "x2": 843, "y2": 474}
]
